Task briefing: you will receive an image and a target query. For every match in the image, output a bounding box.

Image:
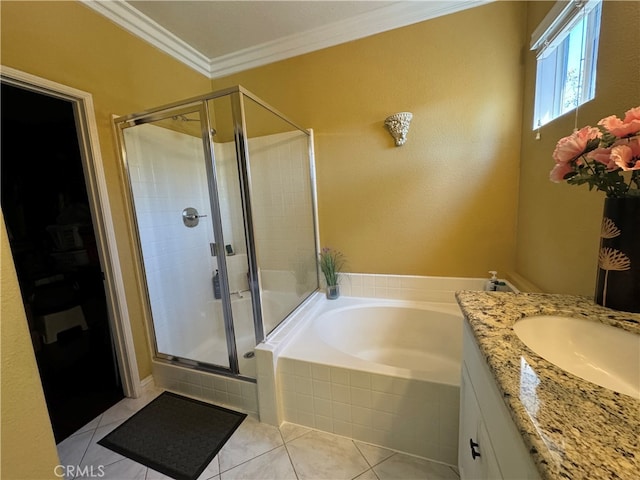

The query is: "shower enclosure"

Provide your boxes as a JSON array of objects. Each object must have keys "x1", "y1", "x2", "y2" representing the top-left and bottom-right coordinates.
[{"x1": 115, "y1": 86, "x2": 319, "y2": 380}]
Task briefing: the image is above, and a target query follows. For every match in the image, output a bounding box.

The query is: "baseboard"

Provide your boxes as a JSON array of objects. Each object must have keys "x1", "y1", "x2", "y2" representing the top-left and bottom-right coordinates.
[
  {"x1": 140, "y1": 375, "x2": 155, "y2": 389},
  {"x1": 505, "y1": 272, "x2": 544, "y2": 293}
]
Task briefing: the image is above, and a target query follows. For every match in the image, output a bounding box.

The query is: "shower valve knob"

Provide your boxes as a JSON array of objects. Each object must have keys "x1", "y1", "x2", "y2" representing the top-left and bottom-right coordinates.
[{"x1": 182, "y1": 207, "x2": 206, "y2": 227}]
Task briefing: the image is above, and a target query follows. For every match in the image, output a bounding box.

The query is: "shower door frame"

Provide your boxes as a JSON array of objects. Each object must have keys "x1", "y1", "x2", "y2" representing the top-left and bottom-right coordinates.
[
  {"x1": 230, "y1": 91, "x2": 265, "y2": 344},
  {"x1": 115, "y1": 101, "x2": 243, "y2": 377},
  {"x1": 1, "y1": 65, "x2": 142, "y2": 397},
  {"x1": 231, "y1": 88, "x2": 322, "y2": 342},
  {"x1": 114, "y1": 85, "x2": 320, "y2": 380}
]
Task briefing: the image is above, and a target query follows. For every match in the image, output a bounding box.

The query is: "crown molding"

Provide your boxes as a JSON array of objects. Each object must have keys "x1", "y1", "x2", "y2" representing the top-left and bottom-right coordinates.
[
  {"x1": 208, "y1": 1, "x2": 489, "y2": 78},
  {"x1": 82, "y1": 1, "x2": 489, "y2": 80},
  {"x1": 80, "y1": 0, "x2": 211, "y2": 77}
]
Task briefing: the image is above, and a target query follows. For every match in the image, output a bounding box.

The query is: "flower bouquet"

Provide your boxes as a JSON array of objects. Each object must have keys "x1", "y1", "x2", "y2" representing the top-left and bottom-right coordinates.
[
  {"x1": 550, "y1": 106, "x2": 640, "y2": 312},
  {"x1": 550, "y1": 106, "x2": 640, "y2": 197}
]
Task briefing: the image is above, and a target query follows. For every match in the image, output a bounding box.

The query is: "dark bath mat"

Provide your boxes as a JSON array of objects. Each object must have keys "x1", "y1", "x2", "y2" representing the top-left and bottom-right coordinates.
[{"x1": 98, "y1": 391, "x2": 246, "y2": 480}]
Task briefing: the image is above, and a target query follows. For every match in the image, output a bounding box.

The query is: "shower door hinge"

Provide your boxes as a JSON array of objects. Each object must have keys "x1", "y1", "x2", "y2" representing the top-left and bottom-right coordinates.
[{"x1": 210, "y1": 243, "x2": 217, "y2": 257}]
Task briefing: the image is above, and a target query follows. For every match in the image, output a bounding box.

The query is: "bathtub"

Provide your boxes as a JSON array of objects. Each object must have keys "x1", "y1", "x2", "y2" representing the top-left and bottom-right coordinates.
[
  {"x1": 280, "y1": 297, "x2": 462, "y2": 385},
  {"x1": 255, "y1": 275, "x2": 475, "y2": 466}
]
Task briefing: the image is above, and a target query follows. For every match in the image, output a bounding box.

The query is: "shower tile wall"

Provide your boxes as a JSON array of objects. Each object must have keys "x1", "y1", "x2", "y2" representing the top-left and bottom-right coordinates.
[
  {"x1": 248, "y1": 131, "x2": 314, "y2": 286},
  {"x1": 126, "y1": 125, "x2": 315, "y2": 369},
  {"x1": 213, "y1": 141, "x2": 247, "y2": 264},
  {"x1": 247, "y1": 131, "x2": 317, "y2": 334},
  {"x1": 125, "y1": 124, "x2": 224, "y2": 364}
]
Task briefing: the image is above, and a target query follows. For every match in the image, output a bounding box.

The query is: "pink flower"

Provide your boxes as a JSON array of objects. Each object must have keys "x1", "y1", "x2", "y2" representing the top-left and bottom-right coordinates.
[
  {"x1": 623, "y1": 106, "x2": 640, "y2": 124},
  {"x1": 548, "y1": 105, "x2": 640, "y2": 196},
  {"x1": 549, "y1": 162, "x2": 575, "y2": 183},
  {"x1": 587, "y1": 147, "x2": 618, "y2": 171},
  {"x1": 610, "y1": 138, "x2": 640, "y2": 171},
  {"x1": 552, "y1": 126, "x2": 601, "y2": 164},
  {"x1": 598, "y1": 106, "x2": 640, "y2": 137}
]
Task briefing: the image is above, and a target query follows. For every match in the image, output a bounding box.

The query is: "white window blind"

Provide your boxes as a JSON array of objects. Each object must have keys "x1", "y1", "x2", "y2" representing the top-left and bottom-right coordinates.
[{"x1": 531, "y1": 0, "x2": 602, "y2": 128}]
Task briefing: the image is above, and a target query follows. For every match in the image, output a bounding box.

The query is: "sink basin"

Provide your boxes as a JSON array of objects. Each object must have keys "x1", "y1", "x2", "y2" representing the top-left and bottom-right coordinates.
[{"x1": 513, "y1": 315, "x2": 640, "y2": 398}]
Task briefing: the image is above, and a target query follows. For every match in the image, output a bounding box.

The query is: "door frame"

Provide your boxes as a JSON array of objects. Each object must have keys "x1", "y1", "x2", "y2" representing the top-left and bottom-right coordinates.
[{"x1": 0, "y1": 65, "x2": 141, "y2": 398}]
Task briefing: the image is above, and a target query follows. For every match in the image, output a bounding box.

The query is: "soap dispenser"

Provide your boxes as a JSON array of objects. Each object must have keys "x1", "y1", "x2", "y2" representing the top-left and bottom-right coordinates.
[{"x1": 485, "y1": 271, "x2": 498, "y2": 291}]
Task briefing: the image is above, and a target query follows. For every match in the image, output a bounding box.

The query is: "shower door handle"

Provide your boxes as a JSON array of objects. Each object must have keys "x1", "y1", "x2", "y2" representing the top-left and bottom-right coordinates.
[
  {"x1": 184, "y1": 213, "x2": 208, "y2": 220},
  {"x1": 182, "y1": 207, "x2": 207, "y2": 227}
]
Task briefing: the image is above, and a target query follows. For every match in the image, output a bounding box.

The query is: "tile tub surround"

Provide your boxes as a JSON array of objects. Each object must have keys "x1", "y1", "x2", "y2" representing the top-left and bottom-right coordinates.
[
  {"x1": 455, "y1": 291, "x2": 640, "y2": 480},
  {"x1": 276, "y1": 357, "x2": 460, "y2": 465},
  {"x1": 257, "y1": 273, "x2": 516, "y2": 427},
  {"x1": 336, "y1": 273, "x2": 516, "y2": 302},
  {"x1": 255, "y1": 274, "x2": 509, "y2": 465},
  {"x1": 152, "y1": 361, "x2": 259, "y2": 418}
]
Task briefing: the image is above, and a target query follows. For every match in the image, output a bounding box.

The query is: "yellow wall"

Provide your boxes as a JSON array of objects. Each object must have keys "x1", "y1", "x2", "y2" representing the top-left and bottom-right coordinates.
[
  {"x1": 213, "y1": 1, "x2": 527, "y2": 278},
  {"x1": 1, "y1": 212, "x2": 60, "y2": 479},
  {"x1": 1, "y1": 2, "x2": 210, "y2": 474},
  {"x1": 5, "y1": 0, "x2": 632, "y2": 474},
  {"x1": 1, "y1": 0, "x2": 212, "y2": 380},
  {"x1": 516, "y1": 1, "x2": 640, "y2": 295}
]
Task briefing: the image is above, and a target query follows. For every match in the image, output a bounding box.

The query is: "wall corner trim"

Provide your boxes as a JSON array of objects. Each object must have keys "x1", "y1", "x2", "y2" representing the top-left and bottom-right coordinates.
[
  {"x1": 505, "y1": 271, "x2": 545, "y2": 293},
  {"x1": 79, "y1": 0, "x2": 211, "y2": 77},
  {"x1": 81, "y1": 0, "x2": 490, "y2": 79},
  {"x1": 207, "y1": 1, "x2": 490, "y2": 78}
]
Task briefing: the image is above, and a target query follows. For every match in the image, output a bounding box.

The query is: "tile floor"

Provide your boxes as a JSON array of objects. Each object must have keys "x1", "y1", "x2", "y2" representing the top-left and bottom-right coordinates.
[{"x1": 57, "y1": 386, "x2": 460, "y2": 480}]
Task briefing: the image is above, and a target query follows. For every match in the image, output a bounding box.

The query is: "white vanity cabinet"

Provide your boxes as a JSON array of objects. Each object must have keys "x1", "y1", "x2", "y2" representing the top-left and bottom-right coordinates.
[
  {"x1": 459, "y1": 366, "x2": 502, "y2": 479},
  {"x1": 459, "y1": 322, "x2": 540, "y2": 480}
]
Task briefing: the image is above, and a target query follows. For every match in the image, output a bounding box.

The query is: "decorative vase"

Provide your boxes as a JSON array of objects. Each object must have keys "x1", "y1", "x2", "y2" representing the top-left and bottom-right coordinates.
[
  {"x1": 594, "y1": 196, "x2": 640, "y2": 312},
  {"x1": 326, "y1": 284, "x2": 340, "y2": 300}
]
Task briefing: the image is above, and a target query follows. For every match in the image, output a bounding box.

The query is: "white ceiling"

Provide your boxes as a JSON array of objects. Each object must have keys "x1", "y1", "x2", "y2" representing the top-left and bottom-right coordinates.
[
  {"x1": 130, "y1": 1, "x2": 396, "y2": 59},
  {"x1": 82, "y1": 1, "x2": 489, "y2": 78}
]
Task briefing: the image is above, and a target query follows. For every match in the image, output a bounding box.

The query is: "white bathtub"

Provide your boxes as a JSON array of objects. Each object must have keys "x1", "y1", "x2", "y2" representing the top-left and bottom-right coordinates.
[
  {"x1": 256, "y1": 288, "x2": 465, "y2": 465},
  {"x1": 280, "y1": 297, "x2": 463, "y2": 385},
  {"x1": 255, "y1": 274, "x2": 515, "y2": 464}
]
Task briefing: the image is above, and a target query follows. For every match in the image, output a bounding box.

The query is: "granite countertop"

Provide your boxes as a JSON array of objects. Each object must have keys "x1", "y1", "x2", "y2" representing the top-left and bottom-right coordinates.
[{"x1": 455, "y1": 291, "x2": 640, "y2": 480}]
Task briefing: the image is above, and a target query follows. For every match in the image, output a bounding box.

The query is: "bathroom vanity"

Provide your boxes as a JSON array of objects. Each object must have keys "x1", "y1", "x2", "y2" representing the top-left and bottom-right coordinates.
[{"x1": 455, "y1": 292, "x2": 639, "y2": 480}]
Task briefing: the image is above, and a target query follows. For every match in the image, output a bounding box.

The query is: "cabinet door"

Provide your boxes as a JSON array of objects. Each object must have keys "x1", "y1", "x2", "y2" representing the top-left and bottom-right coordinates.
[
  {"x1": 459, "y1": 366, "x2": 502, "y2": 480},
  {"x1": 478, "y1": 417, "x2": 503, "y2": 479}
]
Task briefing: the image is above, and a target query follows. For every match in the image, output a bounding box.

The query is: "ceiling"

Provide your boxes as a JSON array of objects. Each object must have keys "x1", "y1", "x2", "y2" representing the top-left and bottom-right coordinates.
[{"x1": 82, "y1": 1, "x2": 489, "y2": 78}]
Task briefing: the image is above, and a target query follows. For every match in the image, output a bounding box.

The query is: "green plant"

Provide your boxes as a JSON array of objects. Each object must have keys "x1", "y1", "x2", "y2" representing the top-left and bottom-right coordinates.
[{"x1": 318, "y1": 247, "x2": 345, "y2": 286}]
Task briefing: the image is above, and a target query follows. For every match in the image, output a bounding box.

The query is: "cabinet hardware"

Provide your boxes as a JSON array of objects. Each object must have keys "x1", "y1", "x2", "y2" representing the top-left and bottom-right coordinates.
[{"x1": 470, "y1": 438, "x2": 481, "y2": 460}]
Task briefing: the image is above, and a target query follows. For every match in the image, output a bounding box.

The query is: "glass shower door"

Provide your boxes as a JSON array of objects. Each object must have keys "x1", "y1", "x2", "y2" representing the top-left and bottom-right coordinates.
[
  {"x1": 119, "y1": 105, "x2": 235, "y2": 370},
  {"x1": 240, "y1": 94, "x2": 319, "y2": 337},
  {"x1": 207, "y1": 94, "x2": 257, "y2": 377},
  {"x1": 116, "y1": 85, "x2": 320, "y2": 378}
]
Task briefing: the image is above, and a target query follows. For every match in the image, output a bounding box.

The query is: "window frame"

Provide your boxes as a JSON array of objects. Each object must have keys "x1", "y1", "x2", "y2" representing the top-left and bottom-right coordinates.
[{"x1": 531, "y1": 0, "x2": 603, "y2": 129}]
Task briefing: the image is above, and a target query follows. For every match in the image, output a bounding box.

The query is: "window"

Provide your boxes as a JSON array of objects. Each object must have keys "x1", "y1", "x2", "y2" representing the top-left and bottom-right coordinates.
[{"x1": 531, "y1": 0, "x2": 602, "y2": 128}]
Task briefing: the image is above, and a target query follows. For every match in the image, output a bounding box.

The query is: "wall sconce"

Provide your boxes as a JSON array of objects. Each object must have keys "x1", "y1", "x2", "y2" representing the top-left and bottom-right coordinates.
[{"x1": 384, "y1": 112, "x2": 413, "y2": 146}]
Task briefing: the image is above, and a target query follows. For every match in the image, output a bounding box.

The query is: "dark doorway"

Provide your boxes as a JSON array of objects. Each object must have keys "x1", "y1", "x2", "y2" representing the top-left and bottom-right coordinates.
[{"x1": 1, "y1": 82, "x2": 124, "y2": 443}]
